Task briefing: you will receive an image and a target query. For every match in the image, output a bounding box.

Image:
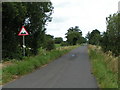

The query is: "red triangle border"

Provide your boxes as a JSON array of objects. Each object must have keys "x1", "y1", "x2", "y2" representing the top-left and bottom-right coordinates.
[{"x1": 18, "y1": 26, "x2": 29, "y2": 36}]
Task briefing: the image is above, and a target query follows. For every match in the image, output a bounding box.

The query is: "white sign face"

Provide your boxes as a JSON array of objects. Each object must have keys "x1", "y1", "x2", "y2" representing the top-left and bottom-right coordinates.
[{"x1": 18, "y1": 26, "x2": 29, "y2": 36}]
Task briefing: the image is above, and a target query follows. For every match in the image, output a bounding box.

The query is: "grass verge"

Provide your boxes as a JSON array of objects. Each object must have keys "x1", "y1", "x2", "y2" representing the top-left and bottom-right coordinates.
[
  {"x1": 88, "y1": 45, "x2": 118, "y2": 88},
  {"x1": 2, "y1": 45, "x2": 79, "y2": 85}
]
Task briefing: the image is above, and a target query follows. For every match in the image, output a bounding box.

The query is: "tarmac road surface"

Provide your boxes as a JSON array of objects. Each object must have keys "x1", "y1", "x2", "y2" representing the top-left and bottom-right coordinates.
[{"x1": 3, "y1": 45, "x2": 98, "y2": 88}]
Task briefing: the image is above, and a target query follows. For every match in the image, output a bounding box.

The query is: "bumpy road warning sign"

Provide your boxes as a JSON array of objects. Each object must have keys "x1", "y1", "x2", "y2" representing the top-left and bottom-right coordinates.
[{"x1": 18, "y1": 26, "x2": 29, "y2": 36}]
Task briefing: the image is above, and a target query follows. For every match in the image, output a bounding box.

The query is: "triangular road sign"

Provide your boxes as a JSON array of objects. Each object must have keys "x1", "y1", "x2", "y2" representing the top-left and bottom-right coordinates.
[{"x1": 18, "y1": 26, "x2": 29, "y2": 36}]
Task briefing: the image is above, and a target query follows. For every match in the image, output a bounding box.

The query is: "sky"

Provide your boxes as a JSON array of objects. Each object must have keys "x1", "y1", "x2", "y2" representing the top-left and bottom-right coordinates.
[{"x1": 46, "y1": 0, "x2": 119, "y2": 40}]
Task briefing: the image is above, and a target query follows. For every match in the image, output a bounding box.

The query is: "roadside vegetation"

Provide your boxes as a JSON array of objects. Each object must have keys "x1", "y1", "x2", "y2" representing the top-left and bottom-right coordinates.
[
  {"x1": 2, "y1": 2, "x2": 54, "y2": 60},
  {"x1": 87, "y1": 12, "x2": 119, "y2": 88},
  {"x1": 55, "y1": 44, "x2": 61, "y2": 48},
  {"x1": 2, "y1": 2, "x2": 86, "y2": 61},
  {"x1": 86, "y1": 13, "x2": 120, "y2": 57},
  {"x1": 2, "y1": 2, "x2": 86, "y2": 85},
  {"x1": 2, "y1": 2, "x2": 119, "y2": 88},
  {"x1": 2, "y1": 45, "x2": 79, "y2": 85},
  {"x1": 88, "y1": 45, "x2": 118, "y2": 88}
]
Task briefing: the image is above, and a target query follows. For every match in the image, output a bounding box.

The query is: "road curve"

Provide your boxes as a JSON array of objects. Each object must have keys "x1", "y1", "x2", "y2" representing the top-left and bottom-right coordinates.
[{"x1": 3, "y1": 45, "x2": 98, "y2": 88}]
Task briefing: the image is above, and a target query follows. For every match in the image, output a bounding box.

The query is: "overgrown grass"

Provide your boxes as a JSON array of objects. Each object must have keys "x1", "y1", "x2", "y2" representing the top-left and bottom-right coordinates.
[
  {"x1": 0, "y1": 69, "x2": 2, "y2": 85},
  {"x1": 88, "y1": 45, "x2": 118, "y2": 88},
  {"x1": 2, "y1": 45, "x2": 79, "y2": 85}
]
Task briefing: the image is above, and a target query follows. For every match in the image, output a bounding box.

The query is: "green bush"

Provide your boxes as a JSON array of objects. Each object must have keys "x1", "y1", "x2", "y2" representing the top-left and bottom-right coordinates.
[
  {"x1": 61, "y1": 41, "x2": 68, "y2": 46},
  {"x1": 44, "y1": 39, "x2": 55, "y2": 51}
]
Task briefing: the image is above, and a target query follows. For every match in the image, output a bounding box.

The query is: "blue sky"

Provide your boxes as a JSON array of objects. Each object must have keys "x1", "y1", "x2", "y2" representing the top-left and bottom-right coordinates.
[{"x1": 46, "y1": 0, "x2": 119, "y2": 40}]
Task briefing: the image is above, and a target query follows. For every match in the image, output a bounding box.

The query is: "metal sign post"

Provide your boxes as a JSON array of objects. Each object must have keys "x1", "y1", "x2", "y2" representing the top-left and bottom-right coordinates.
[
  {"x1": 18, "y1": 26, "x2": 29, "y2": 56},
  {"x1": 23, "y1": 36, "x2": 25, "y2": 56}
]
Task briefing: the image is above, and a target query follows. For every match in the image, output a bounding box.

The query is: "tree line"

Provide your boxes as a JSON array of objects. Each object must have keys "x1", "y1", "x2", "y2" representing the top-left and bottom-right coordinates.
[
  {"x1": 2, "y1": 2, "x2": 86, "y2": 60},
  {"x1": 86, "y1": 12, "x2": 120, "y2": 56},
  {"x1": 3, "y1": 2, "x2": 119, "y2": 60},
  {"x1": 2, "y1": 2, "x2": 54, "y2": 59}
]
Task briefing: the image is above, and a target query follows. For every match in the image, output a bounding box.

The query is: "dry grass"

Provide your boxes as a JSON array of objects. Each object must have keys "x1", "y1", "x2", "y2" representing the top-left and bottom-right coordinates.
[
  {"x1": 88, "y1": 45, "x2": 118, "y2": 88},
  {"x1": 89, "y1": 45, "x2": 118, "y2": 73}
]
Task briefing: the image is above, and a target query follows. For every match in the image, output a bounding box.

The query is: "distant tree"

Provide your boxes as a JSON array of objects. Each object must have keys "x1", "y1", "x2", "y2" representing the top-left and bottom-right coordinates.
[
  {"x1": 54, "y1": 37, "x2": 63, "y2": 44},
  {"x1": 77, "y1": 37, "x2": 87, "y2": 44},
  {"x1": 65, "y1": 26, "x2": 82, "y2": 45},
  {"x1": 85, "y1": 31, "x2": 91, "y2": 43},
  {"x1": 86, "y1": 29, "x2": 101, "y2": 45},
  {"x1": 45, "y1": 34, "x2": 54, "y2": 39},
  {"x1": 43, "y1": 34, "x2": 55, "y2": 51},
  {"x1": 61, "y1": 41, "x2": 68, "y2": 46}
]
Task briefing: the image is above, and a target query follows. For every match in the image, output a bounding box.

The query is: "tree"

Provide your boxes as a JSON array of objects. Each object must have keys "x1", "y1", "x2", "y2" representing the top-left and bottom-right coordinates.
[
  {"x1": 61, "y1": 41, "x2": 68, "y2": 46},
  {"x1": 2, "y1": 2, "x2": 27, "y2": 59},
  {"x1": 86, "y1": 29, "x2": 101, "y2": 45},
  {"x1": 43, "y1": 34, "x2": 55, "y2": 51},
  {"x1": 23, "y1": 2, "x2": 53, "y2": 55},
  {"x1": 2, "y1": 2, "x2": 54, "y2": 59},
  {"x1": 54, "y1": 37, "x2": 63, "y2": 44},
  {"x1": 85, "y1": 31, "x2": 91, "y2": 43},
  {"x1": 77, "y1": 37, "x2": 87, "y2": 44},
  {"x1": 101, "y1": 13, "x2": 120, "y2": 56},
  {"x1": 65, "y1": 26, "x2": 82, "y2": 45}
]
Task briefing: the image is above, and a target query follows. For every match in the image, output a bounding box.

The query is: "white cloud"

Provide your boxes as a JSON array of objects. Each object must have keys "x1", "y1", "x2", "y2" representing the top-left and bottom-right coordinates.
[{"x1": 46, "y1": 0, "x2": 119, "y2": 40}]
